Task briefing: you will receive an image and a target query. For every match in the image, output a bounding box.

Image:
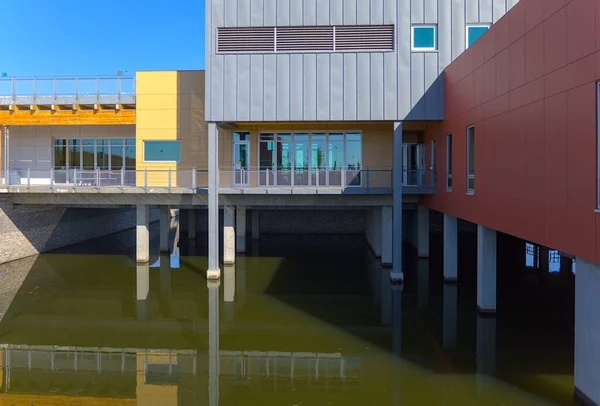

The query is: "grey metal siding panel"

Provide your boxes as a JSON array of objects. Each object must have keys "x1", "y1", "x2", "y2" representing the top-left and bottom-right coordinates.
[
  {"x1": 212, "y1": 54, "x2": 224, "y2": 121},
  {"x1": 237, "y1": 55, "x2": 250, "y2": 121},
  {"x1": 507, "y1": 0, "x2": 519, "y2": 11},
  {"x1": 289, "y1": 54, "x2": 304, "y2": 120},
  {"x1": 317, "y1": 0, "x2": 329, "y2": 25},
  {"x1": 492, "y1": 0, "x2": 506, "y2": 23},
  {"x1": 304, "y1": 0, "x2": 317, "y2": 25},
  {"x1": 466, "y1": 0, "x2": 479, "y2": 23},
  {"x1": 277, "y1": 0, "x2": 290, "y2": 25},
  {"x1": 303, "y1": 54, "x2": 317, "y2": 121},
  {"x1": 316, "y1": 54, "x2": 331, "y2": 120},
  {"x1": 238, "y1": 0, "x2": 251, "y2": 26},
  {"x1": 276, "y1": 54, "x2": 290, "y2": 121},
  {"x1": 343, "y1": 0, "x2": 357, "y2": 25},
  {"x1": 424, "y1": 0, "x2": 438, "y2": 24},
  {"x1": 370, "y1": 53, "x2": 385, "y2": 120},
  {"x1": 290, "y1": 0, "x2": 303, "y2": 25},
  {"x1": 343, "y1": 53, "x2": 357, "y2": 121},
  {"x1": 452, "y1": 0, "x2": 466, "y2": 60},
  {"x1": 397, "y1": 0, "x2": 411, "y2": 119},
  {"x1": 383, "y1": 0, "x2": 396, "y2": 24},
  {"x1": 205, "y1": 0, "x2": 212, "y2": 120},
  {"x1": 357, "y1": 53, "x2": 371, "y2": 120},
  {"x1": 264, "y1": 0, "x2": 276, "y2": 25},
  {"x1": 383, "y1": 52, "x2": 398, "y2": 120},
  {"x1": 250, "y1": 55, "x2": 264, "y2": 121},
  {"x1": 330, "y1": 0, "x2": 343, "y2": 25},
  {"x1": 263, "y1": 54, "x2": 277, "y2": 121},
  {"x1": 224, "y1": 0, "x2": 237, "y2": 26},
  {"x1": 357, "y1": 0, "x2": 370, "y2": 25},
  {"x1": 410, "y1": 53, "x2": 425, "y2": 112},
  {"x1": 424, "y1": 52, "x2": 438, "y2": 92},
  {"x1": 480, "y1": 0, "x2": 493, "y2": 23},
  {"x1": 371, "y1": 0, "x2": 384, "y2": 25},
  {"x1": 438, "y1": 0, "x2": 452, "y2": 71},
  {"x1": 412, "y1": 0, "x2": 425, "y2": 24},
  {"x1": 251, "y1": 0, "x2": 264, "y2": 26},
  {"x1": 424, "y1": 52, "x2": 440, "y2": 119},
  {"x1": 224, "y1": 55, "x2": 237, "y2": 120},
  {"x1": 330, "y1": 53, "x2": 344, "y2": 120}
]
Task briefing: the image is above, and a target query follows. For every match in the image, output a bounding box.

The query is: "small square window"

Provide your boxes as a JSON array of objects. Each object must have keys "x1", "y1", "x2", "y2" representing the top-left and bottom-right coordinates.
[
  {"x1": 144, "y1": 141, "x2": 181, "y2": 162},
  {"x1": 412, "y1": 25, "x2": 437, "y2": 51},
  {"x1": 466, "y1": 24, "x2": 490, "y2": 48}
]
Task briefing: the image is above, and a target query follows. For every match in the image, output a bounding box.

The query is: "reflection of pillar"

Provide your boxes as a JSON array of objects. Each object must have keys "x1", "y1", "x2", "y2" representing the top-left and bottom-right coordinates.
[
  {"x1": 391, "y1": 284, "x2": 403, "y2": 356},
  {"x1": 443, "y1": 214, "x2": 457, "y2": 281},
  {"x1": 252, "y1": 209, "x2": 260, "y2": 240},
  {"x1": 160, "y1": 206, "x2": 170, "y2": 252},
  {"x1": 417, "y1": 205, "x2": 430, "y2": 258},
  {"x1": 136, "y1": 205, "x2": 150, "y2": 263},
  {"x1": 224, "y1": 205, "x2": 235, "y2": 265},
  {"x1": 443, "y1": 283, "x2": 458, "y2": 349},
  {"x1": 208, "y1": 280, "x2": 220, "y2": 406},
  {"x1": 189, "y1": 209, "x2": 197, "y2": 239},
  {"x1": 251, "y1": 240, "x2": 259, "y2": 257},
  {"x1": 236, "y1": 206, "x2": 246, "y2": 254},
  {"x1": 476, "y1": 315, "x2": 496, "y2": 376},
  {"x1": 159, "y1": 254, "x2": 171, "y2": 317},
  {"x1": 391, "y1": 122, "x2": 403, "y2": 283},
  {"x1": 382, "y1": 206, "x2": 393, "y2": 267},
  {"x1": 477, "y1": 225, "x2": 497, "y2": 314},
  {"x1": 417, "y1": 259, "x2": 429, "y2": 311},
  {"x1": 381, "y1": 269, "x2": 392, "y2": 325},
  {"x1": 136, "y1": 263, "x2": 150, "y2": 320},
  {"x1": 236, "y1": 256, "x2": 247, "y2": 305},
  {"x1": 207, "y1": 122, "x2": 220, "y2": 280},
  {"x1": 223, "y1": 265, "x2": 236, "y2": 322}
]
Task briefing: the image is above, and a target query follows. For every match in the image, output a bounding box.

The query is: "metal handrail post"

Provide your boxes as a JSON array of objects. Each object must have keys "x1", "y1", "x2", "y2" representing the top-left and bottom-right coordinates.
[
  {"x1": 73, "y1": 168, "x2": 77, "y2": 189},
  {"x1": 366, "y1": 169, "x2": 370, "y2": 189},
  {"x1": 121, "y1": 167, "x2": 125, "y2": 187},
  {"x1": 192, "y1": 167, "x2": 197, "y2": 190},
  {"x1": 342, "y1": 168, "x2": 346, "y2": 188},
  {"x1": 168, "y1": 168, "x2": 172, "y2": 191},
  {"x1": 53, "y1": 78, "x2": 57, "y2": 99},
  {"x1": 117, "y1": 77, "x2": 121, "y2": 99},
  {"x1": 11, "y1": 78, "x2": 15, "y2": 101},
  {"x1": 266, "y1": 168, "x2": 270, "y2": 187},
  {"x1": 96, "y1": 168, "x2": 100, "y2": 187},
  {"x1": 50, "y1": 168, "x2": 54, "y2": 191},
  {"x1": 75, "y1": 77, "x2": 79, "y2": 99},
  {"x1": 27, "y1": 168, "x2": 30, "y2": 190},
  {"x1": 144, "y1": 168, "x2": 148, "y2": 192},
  {"x1": 96, "y1": 77, "x2": 100, "y2": 100},
  {"x1": 291, "y1": 167, "x2": 294, "y2": 189},
  {"x1": 32, "y1": 77, "x2": 36, "y2": 100}
]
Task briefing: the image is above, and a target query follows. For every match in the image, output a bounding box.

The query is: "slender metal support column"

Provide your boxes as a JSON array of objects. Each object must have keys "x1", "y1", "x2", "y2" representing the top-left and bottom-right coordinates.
[
  {"x1": 160, "y1": 206, "x2": 170, "y2": 253},
  {"x1": 207, "y1": 123, "x2": 220, "y2": 279},
  {"x1": 136, "y1": 205, "x2": 149, "y2": 263},
  {"x1": 391, "y1": 122, "x2": 403, "y2": 282},
  {"x1": 236, "y1": 206, "x2": 246, "y2": 253},
  {"x1": 443, "y1": 214, "x2": 458, "y2": 281},
  {"x1": 208, "y1": 279, "x2": 220, "y2": 406}
]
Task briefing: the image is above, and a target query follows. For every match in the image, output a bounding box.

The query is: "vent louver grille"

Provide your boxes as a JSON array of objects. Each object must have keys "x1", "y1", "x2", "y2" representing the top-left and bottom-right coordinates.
[{"x1": 216, "y1": 25, "x2": 394, "y2": 53}]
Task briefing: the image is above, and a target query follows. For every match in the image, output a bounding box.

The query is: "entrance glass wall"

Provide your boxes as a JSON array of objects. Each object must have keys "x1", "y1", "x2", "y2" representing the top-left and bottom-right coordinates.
[{"x1": 258, "y1": 132, "x2": 362, "y2": 187}]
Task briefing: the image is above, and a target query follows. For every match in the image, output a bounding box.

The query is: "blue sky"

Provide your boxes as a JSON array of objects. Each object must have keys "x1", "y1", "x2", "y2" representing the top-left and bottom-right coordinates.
[{"x1": 1, "y1": 1, "x2": 205, "y2": 77}]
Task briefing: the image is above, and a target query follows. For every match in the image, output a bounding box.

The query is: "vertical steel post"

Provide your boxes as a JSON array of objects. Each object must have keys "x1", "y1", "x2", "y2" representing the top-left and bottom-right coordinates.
[
  {"x1": 391, "y1": 122, "x2": 404, "y2": 282},
  {"x1": 207, "y1": 123, "x2": 220, "y2": 278}
]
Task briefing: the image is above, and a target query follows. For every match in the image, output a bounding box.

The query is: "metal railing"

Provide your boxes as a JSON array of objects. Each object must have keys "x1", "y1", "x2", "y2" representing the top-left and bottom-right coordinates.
[
  {"x1": 0, "y1": 76, "x2": 135, "y2": 102},
  {"x1": 0, "y1": 167, "x2": 435, "y2": 193}
]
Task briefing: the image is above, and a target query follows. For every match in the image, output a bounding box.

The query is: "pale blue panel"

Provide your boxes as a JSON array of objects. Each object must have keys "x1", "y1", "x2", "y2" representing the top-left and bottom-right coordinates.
[
  {"x1": 289, "y1": 54, "x2": 304, "y2": 120},
  {"x1": 466, "y1": 0, "x2": 479, "y2": 23},
  {"x1": 383, "y1": 0, "x2": 396, "y2": 24},
  {"x1": 343, "y1": 53, "x2": 357, "y2": 121},
  {"x1": 303, "y1": 54, "x2": 317, "y2": 121},
  {"x1": 290, "y1": 0, "x2": 303, "y2": 25},
  {"x1": 144, "y1": 141, "x2": 180, "y2": 162},
  {"x1": 411, "y1": 0, "x2": 424, "y2": 23},
  {"x1": 237, "y1": 55, "x2": 251, "y2": 121},
  {"x1": 304, "y1": 0, "x2": 317, "y2": 25},
  {"x1": 452, "y1": 0, "x2": 466, "y2": 60},
  {"x1": 357, "y1": 0, "x2": 370, "y2": 25},
  {"x1": 357, "y1": 53, "x2": 370, "y2": 120},
  {"x1": 316, "y1": 54, "x2": 330, "y2": 120},
  {"x1": 383, "y1": 52, "x2": 398, "y2": 120},
  {"x1": 411, "y1": 53, "x2": 425, "y2": 110},
  {"x1": 277, "y1": 54, "x2": 290, "y2": 121},
  {"x1": 330, "y1": 0, "x2": 343, "y2": 25},
  {"x1": 224, "y1": 55, "x2": 238, "y2": 120},
  {"x1": 492, "y1": 0, "x2": 506, "y2": 23},
  {"x1": 371, "y1": 0, "x2": 384, "y2": 25},
  {"x1": 438, "y1": 0, "x2": 452, "y2": 70},
  {"x1": 397, "y1": 0, "x2": 411, "y2": 118},
  {"x1": 277, "y1": 0, "x2": 290, "y2": 25},
  {"x1": 425, "y1": 0, "x2": 438, "y2": 23},
  {"x1": 330, "y1": 53, "x2": 344, "y2": 120},
  {"x1": 480, "y1": 0, "x2": 493, "y2": 23},
  {"x1": 250, "y1": 55, "x2": 264, "y2": 121},
  {"x1": 250, "y1": 0, "x2": 264, "y2": 26},
  {"x1": 370, "y1": 53, "x2": 384, "y2": 120},
  {"x1": 317, "y1": 0, "x2": 329, "y2": 25},
  {"x1": 263, "y1": 54, "x2": 277, "y2": 121},
  {"x1": 343, "y1": 0, "x2": 357, "y2": 25},
  {"x1": 224, "y1": 0, "x2": 237, "y2": 26},
  {"x1": 238, "y1": 0, "x2": 251, "y2": 26}
]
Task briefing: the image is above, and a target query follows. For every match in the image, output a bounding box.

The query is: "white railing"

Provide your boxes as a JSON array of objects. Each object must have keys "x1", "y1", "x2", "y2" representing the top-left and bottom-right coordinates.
[{"x1": 0, "y1": 76, "x2": 135, "y2": 100}]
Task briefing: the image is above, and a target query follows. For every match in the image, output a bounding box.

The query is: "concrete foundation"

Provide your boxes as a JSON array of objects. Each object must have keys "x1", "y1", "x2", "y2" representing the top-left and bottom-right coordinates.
[
  {"x1": 443, "y1": 214, "x2": 458, "y2": 282},
  {"x1": 477, "y1": 225, "x2": 497, "y2": 314},
  {"x1": 223, "y1": 205, "x2": 235, "y2": 265},
  {"x1": 160, "y1": 206, "x2": 169, "y2": 253},
  {"x1": 575, "y1": 258, "x2": 600, "y2": 406},
  {"x1": 136, "y1": 205, "x2": 150, "y2": 263},
  {"x1": 382, "y1": 206, "x2": 393, "y2": 267},
  {"x1": 417, "y1": 205, "x2": 430, "y2": 258},
  {"x1": 252, "y1": 209, "x2": 259, "y2": 240},
  {"x1": 236, "y1": 206, "x2": 246, "y2": 254}
]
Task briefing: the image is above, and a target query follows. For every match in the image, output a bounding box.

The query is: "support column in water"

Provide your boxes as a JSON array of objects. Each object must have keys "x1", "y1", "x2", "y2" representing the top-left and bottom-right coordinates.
[
  {"x1": 223, "y1": 205, "x2": 235, "y2": 265},
  {"x1": 236, "y1": 206, "x2": 246, "y2": 254},
  {"x1": 207, "y1": 122, "x2": 220, "y2": 279},
  {"x1": 382, "y1": 206, "x2": 393, "y2": 267},
  {"x1": 136, "y1": 204, "x2": 150, "y2": 263},
  {"x1": 417, "y1": 205, "x2": 430, "y2": 258},
  {"x1": 136, "y1": 263, "x2": 150, "y2": 320},
  {"x1": 477, "y1": 225, "x2": 497, "y2": 314},
  {"x1": 443, "y1": 213, "x2": 458, "y2": 282},
  {"x1": 160, "y1": 206, "x2": 170, "y2": 253},
  {"x1": 391, "y1": 122, "x2": 403, "y2": 283},
  {"x1": 252, "y1": 209, "x2": 260, "y2": 240},
  {"x1": 208, "y1": 279, "x2": 220, "y2": 406}
]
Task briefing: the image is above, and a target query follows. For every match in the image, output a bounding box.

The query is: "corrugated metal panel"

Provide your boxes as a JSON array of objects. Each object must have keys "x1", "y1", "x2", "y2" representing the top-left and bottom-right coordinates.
[
  {"x1": 357, "y1": 53, "x2": 371, "y2": 120},
  {"x1": 237, "y1": 55, "x2": 251, "y2": 121},
  {"x1": 250, "y1": 55, "x2": 264, "y2": 121},
  {"x1": 251, "y1": 0, "x2": 264, "y2": 26},
  {"x1": 357, "y1": 0, "x2": 370, "y2": 25},
  {"x1": 383, "y1": 51, "x2": 398, "y2": 120},
  {"x1": 383, "y1": 0, "x2": 396, "y2": 25},
  {"x1": 238, "y1": 0, "x2": 251, "y2": 26},
  {"x1": 277, "y1": 0, "x2": 290, "y2": 26},
  {"x1": 480, "y1": 0, "x2": 494, "y2": 23},
  {"x1": 335, "y1": 25, "x2": 394, "y2": 51},
  {"x1": 397, "y1": 0, "x2": 411, "y2": 118},
  {"x1": 289, "y1": 54, "x2": 304, "y2": 120},
  {"x1": 330, "y1": 0, "x2": 343, "y2": 25},
  {"x1": 344, "y1": 0, "x2": 358, "y2": 25},
  {"x1": 276, "y1": 54, "x2": 290, "y2": 121},
  {"x1": 217, "y1": 27, "x2": 275, "y2": 53},
  {"x1": 492, "y1": 0, "x2": 507, "y2": 23},
  {"x1": 466, "y1": 0, "x2": 479, "y2": 23},
  {"x1": 452, "y1": 0, "x2": 466, "y2": 60},
  {"x1": 371, "y1": 0, "x2": 384, "y2": 25},
  {"x1": 330, "y1": 53, "x2": 344, "y2": 120},
  {"x1": 370, "y1": 53, "x2": 385, "y2": 120},
  {"x1": 303, "y1": 54, "x2": 317, "y2": 121},
  {"x1": 304, "y1": 0, "x2": 317, "y2": 25},
  {"x1": 411, "y1": 53, "x2": 425, "y2": 109},
  {"x1": 224, "y1": 55, "x2": 237, "y2": 118},
  {"x1": 411, "y1": 0, "x2": 425, "y2": 23},
  {"x1": 316, "y1": 54, "x2": 330, "y2": 120},
  {"x1": 263, "y1": 54, "x2": 277, "y2": 121},
  {"x1": 277, "y1": 26, "x2": 334, "y2": 51},
  {"x1": 424, "y1": 0, "x2": 438, "y2": 24},
  {"x1": 343, "y1": 53, "x2": 357, "y2": 120},
  {"x1": 290, "y1": 0, "x2": 303, "y2": 26},
  {"x1": 317, "y1": 0, "x2": 329, "y2": 25},
  {"x1": 438, "y1": 0, "x2": 452, "y2": 71}
]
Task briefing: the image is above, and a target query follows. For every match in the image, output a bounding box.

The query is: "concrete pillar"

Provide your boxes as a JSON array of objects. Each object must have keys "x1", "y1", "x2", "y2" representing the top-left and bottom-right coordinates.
[
  {"x1": 443, "y1": 214, "x2": 458, "y2": 281},
  {"x1": 252, "y1": 209, "x2": 260, "y2": 240},
  {"x1": 575, "y1": 258, "x2": 600, "y2": 406},
  {"x1": 417, "y1": 259, "x2": 429, "y2": 311},
  {"x1": 136, "y1": 263, "x2": 149, "y2": 320},
  {"x1": 236, "y1": 206, "x2": 246, "y2": 254},
  {"x1": 208, "y1": 279, "x2": 220, "y2": 406},
  {"x1": 367, "y1": 208, "x2": 382, "y2": 257},
  {"x1": 382, "y1": 206, "x2": 393, "y2": 267},
  {"x1": 477, "y1": 225, "x2": 497, "y2": 314},
  {"x1": 223, "y1": 205, "x2": 235, "y2": 265},
  {"x1": 443, "y1": 283, "x2": 458, "y2": 349},
  {"x1": 188, "y1": 209, "x2": 197, "y2": 239},
  {"x1": 136, "y1": 205, "x2": 150, "y2": 263},
  {"x1": 207, "y1": 122, "x2": 220, "y2": 279},
  {"x1": 160, "y1": 206, "x2": 170, "y2": 253},
  {"x1": 417, "y1": 205, "x2": 430, "y2": 258},
  {"x1": 391, "y1": 122, "x2": 403, "y2": 283}
]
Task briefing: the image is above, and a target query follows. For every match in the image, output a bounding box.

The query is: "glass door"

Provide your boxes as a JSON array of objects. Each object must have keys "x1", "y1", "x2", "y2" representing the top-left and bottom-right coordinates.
[
  {"x1": 232, "y1": 139, "x2": 250, "y2": 186},
  {"x1": 259, "y1": 134, "x2": 276, "y2": 186},
  {"x1": 276, "y1": 134, "x2": 293, "y2": 186}
]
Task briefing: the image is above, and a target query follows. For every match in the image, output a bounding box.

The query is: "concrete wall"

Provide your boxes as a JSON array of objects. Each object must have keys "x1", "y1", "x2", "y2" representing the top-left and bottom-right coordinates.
[
  {"x1": 206, "y1": 0, "x2": 518, "y2": 122},
  {"x1": 422, "y1": 0, "x2": 600, "y2": 264},
  {"x1": 0, "y1": 194, "x2": 151, "y2": 264}
]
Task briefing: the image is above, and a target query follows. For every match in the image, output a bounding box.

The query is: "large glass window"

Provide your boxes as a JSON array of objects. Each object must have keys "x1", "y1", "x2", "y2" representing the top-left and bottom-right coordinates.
[
  {"x1": 82, "y1": 139, "x2": 95, "y2": 170},
  {"x1": 111, "y1": 139, "x2": 124, "y2": 169},
  {"x1": 97, "y1": 139, "x2": 110, "y2": 170},
  {"x1": 446, "y1": 133, "x2": 452, "y2": 191},
  {"x1": 53, "y1": 139, "x2": 67, "y2": 170},
  {"x1": 467, "y1": 126, "x2": 475, "y2": 193},
  {"x1": 52, "y1": 138, "x2": 134, "y2": 173},
  {"x1": 143, "y1": 141, "x2": 180, "y2": 163},
  {"x1": 412, "y1": 25, "x2": 437, "y2": 51},
  {"x1": 69, "y1": 139, "x2": 81, "y2": 169},
  {"x1": 466, "y1": 24, "x2": 490, "y2": 48},
  {"x1": 125, "y1": 139, "x2": 136, "y2": 170}
]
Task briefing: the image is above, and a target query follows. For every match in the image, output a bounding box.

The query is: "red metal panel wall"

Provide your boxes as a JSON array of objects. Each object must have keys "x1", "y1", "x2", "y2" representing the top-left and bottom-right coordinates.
[{"x1": 421, "y1": 0, "x2": 600, "y2": 263}]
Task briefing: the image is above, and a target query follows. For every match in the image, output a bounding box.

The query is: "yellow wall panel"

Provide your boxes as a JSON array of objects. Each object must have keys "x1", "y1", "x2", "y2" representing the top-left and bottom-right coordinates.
[
  {"x1": 136, "y1": 71, "x2": 178, "y2": 95},
  {"x1": 0, "y1": 110, "x2": 135, "y2": 126},
  {"x1": 136, "y1": 109, "x2": 178, "y2": 130}
]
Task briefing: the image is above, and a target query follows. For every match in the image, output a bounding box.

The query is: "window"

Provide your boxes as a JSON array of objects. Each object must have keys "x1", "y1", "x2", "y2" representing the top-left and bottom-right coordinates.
[
  {"x1": 466, "y1": 24, "x2": 490, "y2": 48},
  {"x1": 217, "y1": 25, "x2": 394, "y2": 54},
  {"x1": 446, "y1": 133, "x2": 452, "y2": 191},
  {"x1": 144, "y1": 141, "x2": 181, "y2": 163},
  {"x1": 412, "y1": 25, "x2": 437, "y2": 51},
  {"x1": 467, "y1": 126, "x2": 475, "y2": 193}
]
